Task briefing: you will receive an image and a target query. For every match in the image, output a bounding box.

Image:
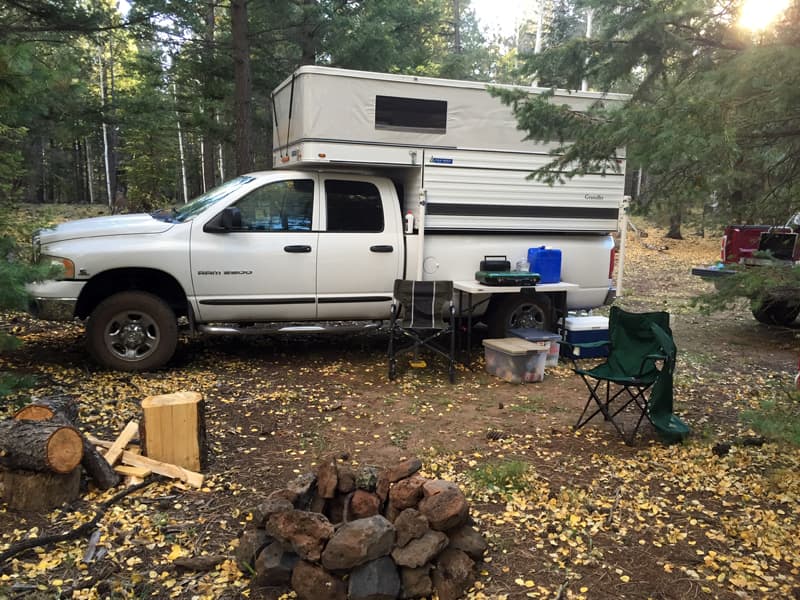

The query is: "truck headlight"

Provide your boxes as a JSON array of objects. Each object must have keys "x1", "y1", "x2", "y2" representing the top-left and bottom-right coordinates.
[{"x1": 41, "y1": 255, "x2": 76, "y2": 280}]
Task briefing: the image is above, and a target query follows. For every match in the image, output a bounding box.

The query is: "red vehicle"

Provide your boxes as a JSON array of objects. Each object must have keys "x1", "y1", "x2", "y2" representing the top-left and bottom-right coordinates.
[{"x1": 692, "y1": 213, "x2": 800, "y2": 325}]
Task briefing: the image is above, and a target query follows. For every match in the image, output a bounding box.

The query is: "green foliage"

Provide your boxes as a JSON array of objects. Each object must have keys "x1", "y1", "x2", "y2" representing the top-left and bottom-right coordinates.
[
  {"x1": 694, "y1": 263, "x2": 800, "y2": 314},
  {"x1": 0, "y1": 373, "x2": 37, "y2": 404},
  {"x1": 742, "y1": 398, "x2": 800, "y2": 447},
  {"x1": 468, "y1": 459, "x2": 532, "y2": 493},
  {"x1": 503, "y1": 0, "x2": 800, "y2": 227}
]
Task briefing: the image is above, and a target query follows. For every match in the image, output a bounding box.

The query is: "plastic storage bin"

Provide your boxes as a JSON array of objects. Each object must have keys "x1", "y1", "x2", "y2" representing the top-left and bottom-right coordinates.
[
  {"x1": 560, "y1": 316, "x2": 609, "y2": 358},
  {"x1": 527, "y1": 246, "x2": 562, "y2": 283},
  {"x1": 482, "y1": 338, "x2": 548, "y2": 383},
  {"x1": 509, "y1": 328, "x2": 561, "y2": 367}
]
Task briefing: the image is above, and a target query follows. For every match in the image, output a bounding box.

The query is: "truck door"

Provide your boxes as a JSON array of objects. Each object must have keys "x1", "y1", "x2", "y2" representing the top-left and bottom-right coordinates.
[
  {"x1": 190, "y1": 176, "x2": 319, "y2": 322},
  {"x1": 316, "y1": 176, "x2": 403, "y2": 320}
]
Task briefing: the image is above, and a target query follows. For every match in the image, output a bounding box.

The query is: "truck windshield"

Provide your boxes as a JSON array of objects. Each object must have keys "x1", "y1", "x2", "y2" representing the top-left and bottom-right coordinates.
[{"x1": 155, "y1": 176, "x2": 255, "y2": 223}]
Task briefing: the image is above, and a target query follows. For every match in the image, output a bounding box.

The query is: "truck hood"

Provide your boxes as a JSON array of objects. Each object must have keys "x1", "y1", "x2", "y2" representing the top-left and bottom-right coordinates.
[{"x1": 36, "y1": 213, "x2": 176, "y2": 244}]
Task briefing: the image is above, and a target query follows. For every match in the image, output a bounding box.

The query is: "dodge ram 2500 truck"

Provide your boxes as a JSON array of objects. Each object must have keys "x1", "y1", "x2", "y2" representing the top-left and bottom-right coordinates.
[{"x1": 27, "y1": 67, "x2": 625, "y2": 370}]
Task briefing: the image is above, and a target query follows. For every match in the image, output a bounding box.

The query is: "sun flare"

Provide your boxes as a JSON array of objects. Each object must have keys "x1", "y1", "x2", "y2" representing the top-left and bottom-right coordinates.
[{"x1": 739, "y1": 0, "x2": 791, "y2": 31}]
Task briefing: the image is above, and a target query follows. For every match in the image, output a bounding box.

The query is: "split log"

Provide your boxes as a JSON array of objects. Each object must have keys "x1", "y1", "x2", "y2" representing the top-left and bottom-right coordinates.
[
  {"x1": 87, "y1": 434, "x2": 204, "y2": 488},
  {"x1": 141, "y1": 391, "x2": 206, "y2": 471},
  {"x1": 13, "y1": 394, "x2": 79, "y2": 423},
  {"x1": 104, "y1": 421, "x2": 139, "y2": 467},
  {"x1": 0, "y1": 420, "x2": 83, "y2": 474},
  {"x1": 1, "y1": 468, "x2": 81, "y2": 511},
  {"x1": 12, "y1": 400, "x2": 119, "y2": 490}
]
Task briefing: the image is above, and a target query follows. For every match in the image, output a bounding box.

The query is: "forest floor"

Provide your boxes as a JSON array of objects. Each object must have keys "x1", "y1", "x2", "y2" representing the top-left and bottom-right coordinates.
[{"x1": 1, "y1": 206, "x2": 800, "y2": 599}]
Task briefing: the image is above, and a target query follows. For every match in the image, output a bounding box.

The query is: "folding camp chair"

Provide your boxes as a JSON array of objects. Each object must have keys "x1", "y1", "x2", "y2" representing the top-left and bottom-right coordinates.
[
  {"x1": 569, "y1": 306, "x2": 689, "y2": 445},
  {"x1": 388, "y1": 280, "x2": 456, "y2": 383}
]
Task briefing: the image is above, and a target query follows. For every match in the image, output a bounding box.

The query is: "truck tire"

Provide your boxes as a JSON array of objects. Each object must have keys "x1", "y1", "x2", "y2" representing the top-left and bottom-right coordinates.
[
  {"x1": 86, "y1": 291, "x2": 178, "y2": 371},
  {"x1": 487, "y1": 293, "x2": 553, "y2": 338},
  {"x1": 751, "y1": 297, "x2": 800, "y2": 326}
]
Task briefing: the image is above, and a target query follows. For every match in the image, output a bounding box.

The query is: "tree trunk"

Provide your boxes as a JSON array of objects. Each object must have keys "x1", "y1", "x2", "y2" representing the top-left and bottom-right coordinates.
[
  {"x1": 231, "y1": 0, "x2": 252, "y2": 175},
  {"x1": 0, "y1": 420, "x2": 83, "y2": 474},
  {"x1": 202, "y1": 0, "x2": 217, "y2": 191},
  {"x1": 666, "y1": 213, "x2": 683, "y2": 240},
  {"x1": 299, "y1": 0, "x2": 318, "y2": 65}
]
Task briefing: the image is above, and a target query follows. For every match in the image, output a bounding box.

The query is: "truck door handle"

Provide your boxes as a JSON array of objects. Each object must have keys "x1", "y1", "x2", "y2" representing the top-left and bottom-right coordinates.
[
  {"x1": 284, "y1": 245, "x2": 312, "y2": 253},
  {"x1": 370, "y1": 245, "x2": 394, "y2": 253}
]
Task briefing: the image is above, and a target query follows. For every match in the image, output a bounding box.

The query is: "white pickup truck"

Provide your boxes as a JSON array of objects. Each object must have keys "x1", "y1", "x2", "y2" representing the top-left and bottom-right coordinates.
[{"x1": 28, "y1": 67, "x2": 625, "y2": 370}]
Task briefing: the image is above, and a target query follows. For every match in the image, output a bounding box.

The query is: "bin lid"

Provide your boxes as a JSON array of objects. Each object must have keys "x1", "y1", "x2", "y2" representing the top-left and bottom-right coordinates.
[
  {"x1": 564, "y1": 316, "x2": 609, "y2": 331},
  {"x1": 482, "y1": 338, "x2": 549, "y2": 355},
  {"x1": 509, "y1": 328, "x2": 562, "y2": 342}
]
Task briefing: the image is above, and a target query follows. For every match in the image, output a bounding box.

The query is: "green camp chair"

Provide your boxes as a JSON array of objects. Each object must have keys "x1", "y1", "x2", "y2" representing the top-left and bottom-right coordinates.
[{"x1": 569, "y1": 306, "x2": 690, "y2": 445}]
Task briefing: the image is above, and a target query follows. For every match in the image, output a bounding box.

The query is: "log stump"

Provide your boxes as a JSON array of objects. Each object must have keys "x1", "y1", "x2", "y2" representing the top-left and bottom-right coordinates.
[
  {"x1": 141, "y1": 391, "x2": 206, "y2": 471},
  {"x1": 12, "y1": 399, "x2": 120, "y2": 490},
  {"x1": 1, "y1": 468, "x2": 81, "y2": 511}
]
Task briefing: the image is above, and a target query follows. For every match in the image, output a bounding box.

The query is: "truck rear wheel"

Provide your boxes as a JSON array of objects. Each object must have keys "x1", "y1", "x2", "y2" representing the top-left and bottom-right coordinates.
[
  {"x1": 487, "y1": 294, "x2": 553, "y2": 337},
  {"x1": 751, "y1": 296, "x2": 800, "y2": 326},
  {"x1": 87, "y1": 291, "x2": 178, "y2": 371}
]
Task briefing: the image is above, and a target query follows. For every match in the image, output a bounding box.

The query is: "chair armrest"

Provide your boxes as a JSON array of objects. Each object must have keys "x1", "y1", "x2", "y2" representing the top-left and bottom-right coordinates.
[{"x1": 637, "y1": 352, "x2": 668, "y2": 376}]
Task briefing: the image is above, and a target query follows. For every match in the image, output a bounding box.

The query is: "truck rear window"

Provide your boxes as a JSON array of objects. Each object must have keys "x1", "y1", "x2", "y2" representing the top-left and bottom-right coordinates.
[
  {"x1": 325, "y1": 180, "x2": 384, "y2": 233},
  {"x1": 375, "y1": 95, "x2": 447, "y2": 133}
]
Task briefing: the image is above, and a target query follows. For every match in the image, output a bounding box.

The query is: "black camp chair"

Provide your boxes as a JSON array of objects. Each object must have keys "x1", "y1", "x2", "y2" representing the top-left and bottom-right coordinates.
[
  {"x1": 388, "y1": 280, "x2": 456, "y2": 383},
  {"x1": 568, "y1": 306, "x2": 689, "y2": 445}
]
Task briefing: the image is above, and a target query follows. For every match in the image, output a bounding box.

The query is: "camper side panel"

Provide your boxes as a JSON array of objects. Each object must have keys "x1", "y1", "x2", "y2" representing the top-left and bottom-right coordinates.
[{"x1": 422, "y1": 149, "x2": 623, "y2": 234}]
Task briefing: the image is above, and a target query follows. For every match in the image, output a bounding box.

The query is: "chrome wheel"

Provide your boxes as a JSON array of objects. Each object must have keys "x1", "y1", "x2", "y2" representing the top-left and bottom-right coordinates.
[{"x1": 104, "y1": 310, "x2": 161, "y2": 362}]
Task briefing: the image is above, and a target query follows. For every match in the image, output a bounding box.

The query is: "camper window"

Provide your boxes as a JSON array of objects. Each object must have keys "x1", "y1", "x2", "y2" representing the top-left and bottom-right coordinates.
[
  {"x1": 325, "y1": 180, "x2": 384, "y2": 233},
  {"x1": 375, "y1": 95, "x2": 447, "y2": 133}
]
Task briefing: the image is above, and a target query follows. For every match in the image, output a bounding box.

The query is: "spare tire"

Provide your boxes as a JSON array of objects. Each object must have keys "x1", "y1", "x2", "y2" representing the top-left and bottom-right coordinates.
[
  {"x1": 486, "y1": 293, "x2": 554, "y2": 338},
  {"x1": 751, "y1": 295, "x2": 800, "y2": 326}
]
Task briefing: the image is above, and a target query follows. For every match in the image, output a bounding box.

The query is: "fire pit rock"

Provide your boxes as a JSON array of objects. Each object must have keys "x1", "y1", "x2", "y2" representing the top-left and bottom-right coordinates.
[{"x1": 233, "y1": 455, "x2": 487, "y2": 599}]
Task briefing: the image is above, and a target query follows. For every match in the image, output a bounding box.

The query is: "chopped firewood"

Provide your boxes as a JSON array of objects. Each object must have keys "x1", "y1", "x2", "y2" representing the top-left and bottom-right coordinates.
[
  {"x1": 86, "y1": 434, "x2": 204, "y2": 488},
  {"x1": 13, "y1": 394, "x2": 79, "y2": 424},
  {"x1": 104, "y1": 421, "x2": 139, "y2": 467},
  {"x1": 114, "y1": 465, "x2": 152, "y2": 478},
  {"x1": 12, "y1": 399, "x2": 120, "y2": 490},
  {"x1": 141, "y1": 391, "x2": 206, "y2": 471},
  {"x1": 0, "y1": 420, "x2": 83, "y2": 474}
]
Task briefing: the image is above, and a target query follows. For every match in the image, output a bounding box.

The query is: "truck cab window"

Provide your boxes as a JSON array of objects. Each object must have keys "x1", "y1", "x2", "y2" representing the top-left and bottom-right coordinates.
[
  {"x1": 232, "y1": 179, "x2": 313, "y2": 231},
  {"x1": 325, "y1": 180, "x2": 384, "y2": 232}
]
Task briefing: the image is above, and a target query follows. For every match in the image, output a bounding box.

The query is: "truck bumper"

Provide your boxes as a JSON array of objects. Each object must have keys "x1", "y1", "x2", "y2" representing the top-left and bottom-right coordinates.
[
  {"x1": 691, "y1": 266, "x2": 736, "y2": 278},
  {"x1": 26, "y1": 280, "x2": 84, "y2": 321},
  {"x1": 29, "y1": 297, "x2": 78, "y2": 321}
]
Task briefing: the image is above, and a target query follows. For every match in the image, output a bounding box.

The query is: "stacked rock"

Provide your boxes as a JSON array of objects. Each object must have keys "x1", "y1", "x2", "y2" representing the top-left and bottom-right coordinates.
[{"x1": 234, "y1": 456, "x2": 488, "y2": 600}]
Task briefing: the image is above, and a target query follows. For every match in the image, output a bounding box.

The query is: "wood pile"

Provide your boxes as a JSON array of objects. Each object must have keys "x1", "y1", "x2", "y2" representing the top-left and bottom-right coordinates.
[{"x1": 0, "y1": 391, "x2": 206, "y2": 511}]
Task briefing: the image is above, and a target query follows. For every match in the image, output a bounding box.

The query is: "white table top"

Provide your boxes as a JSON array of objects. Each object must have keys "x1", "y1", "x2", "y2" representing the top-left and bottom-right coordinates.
[{"x1": 453, "y1": 280, "x2": 579, "y2": 294}]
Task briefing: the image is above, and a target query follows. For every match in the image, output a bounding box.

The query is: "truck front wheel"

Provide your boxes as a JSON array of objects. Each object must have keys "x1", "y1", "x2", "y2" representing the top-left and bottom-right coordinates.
[
  {"x1": 87, "y1": 291, "x2": 178, "y2": 370},
  {"x1": 487, "y1": 294, "x2": 553, "y2": 337},
  {"x1": 751, "y1": 296, "x2": 800, "y2": 326}
]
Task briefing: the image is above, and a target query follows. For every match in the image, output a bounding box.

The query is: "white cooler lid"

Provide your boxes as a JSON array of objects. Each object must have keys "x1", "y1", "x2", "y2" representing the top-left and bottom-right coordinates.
[{"x1": 564, "y1": 316, "x2": 609, "y2": 331}]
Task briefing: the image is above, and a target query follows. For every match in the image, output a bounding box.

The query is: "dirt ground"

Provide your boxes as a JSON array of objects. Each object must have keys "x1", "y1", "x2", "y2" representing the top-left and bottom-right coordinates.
[{"x1": 1, "y1": 223, "x2": 799, "y2": 600}]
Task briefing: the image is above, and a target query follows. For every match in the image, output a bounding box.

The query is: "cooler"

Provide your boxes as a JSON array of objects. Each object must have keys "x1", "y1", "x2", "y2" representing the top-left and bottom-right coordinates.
[
  {"x1": 482, "y1": 338, "x2": 549, "y2": 383},
  {"x1": 560, "y1": 316, "x2": 609, "y2": 358},
  {"x1": 509, "y1": 328, "x2": 561, "y2": 367}
]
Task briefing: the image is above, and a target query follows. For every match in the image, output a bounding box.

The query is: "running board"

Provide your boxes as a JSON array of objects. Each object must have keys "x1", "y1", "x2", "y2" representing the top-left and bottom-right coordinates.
[{"x1": 197, "y1": 321, "x2": 384, "y2": 336}]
